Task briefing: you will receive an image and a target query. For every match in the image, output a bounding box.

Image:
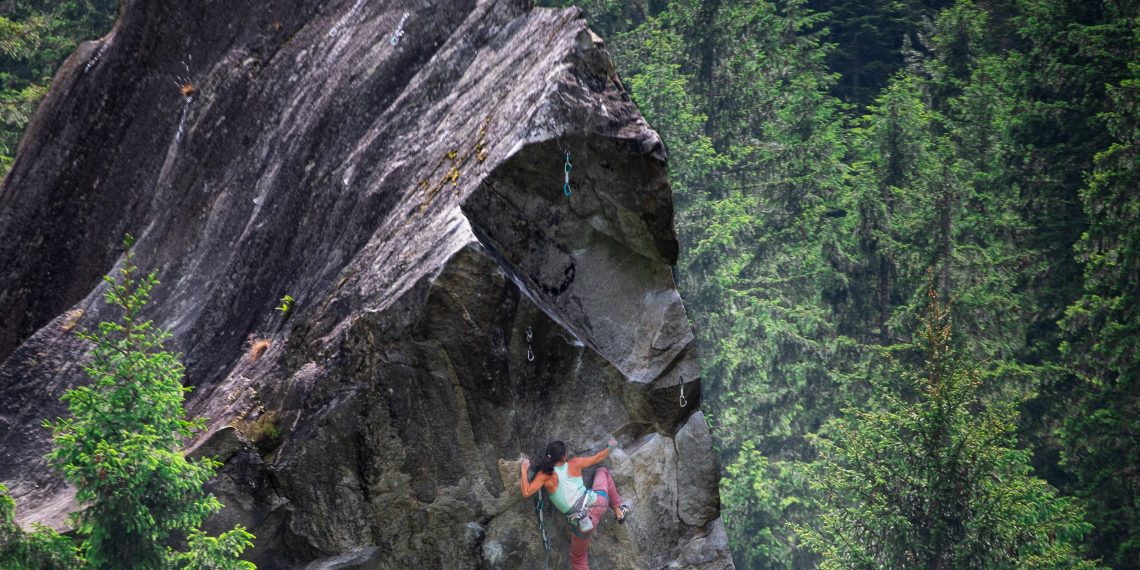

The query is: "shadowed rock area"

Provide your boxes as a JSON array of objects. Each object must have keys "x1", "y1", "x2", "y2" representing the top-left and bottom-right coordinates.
[{"x1": 0, "y1": 0, "x2": 732, "y2": 568}]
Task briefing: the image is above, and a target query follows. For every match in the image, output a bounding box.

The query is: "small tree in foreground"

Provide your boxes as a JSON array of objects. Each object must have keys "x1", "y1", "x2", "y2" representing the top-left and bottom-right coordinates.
[
  {"x1": 796, "y1": 287, "x2": 1098, "y2": 569},
  {"x1": 23, "y1": 236, "x2": 253, "y2": 570},
  {"x1": 0, "y1": 484, "x2": 80, "y2": 570}
]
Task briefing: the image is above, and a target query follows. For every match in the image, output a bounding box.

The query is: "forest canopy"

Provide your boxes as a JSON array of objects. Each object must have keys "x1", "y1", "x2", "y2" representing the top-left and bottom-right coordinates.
[{"x1": 542, "y1": 0, "x2": 1138, "y2": 567}]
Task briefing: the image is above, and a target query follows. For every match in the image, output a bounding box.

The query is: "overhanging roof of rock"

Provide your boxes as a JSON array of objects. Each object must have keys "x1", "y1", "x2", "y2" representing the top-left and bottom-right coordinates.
[
  {"x1": 0, "y1": 0, "x2": 693, "y2": 387},
  {"x1": 0, "y1": 4, "x2": 729, "y2": 565}
]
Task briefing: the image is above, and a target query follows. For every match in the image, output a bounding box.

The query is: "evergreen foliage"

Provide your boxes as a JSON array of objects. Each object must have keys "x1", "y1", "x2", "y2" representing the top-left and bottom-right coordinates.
[
  {"x1": 45, "y1": 238, "x2": 254, "y2": 569},
  {"x1": 542, "y1": 0, "x2": 1138, "y2": 566},
  {"x1": 4, "y1": 0, "x2": 1139, "y2": 567},
  {"x1": 0, "y1": 484, "x2": 81, "y2": 570},
  {"x1": 0, "y1": 0, "x2": 116, "y2": 173},
  {"x1": 1, "y1": 238, "x2": 254, "y2": 570},
  {"x1": 807, "y1": 0, "x2": 955, "y2": 108},
  {"x1": 1058, "y1": 55, "x2": 1140, "y2": 567},
  {"x1": 797, "y1": 287, "x2": 1097, "y2": 569}
]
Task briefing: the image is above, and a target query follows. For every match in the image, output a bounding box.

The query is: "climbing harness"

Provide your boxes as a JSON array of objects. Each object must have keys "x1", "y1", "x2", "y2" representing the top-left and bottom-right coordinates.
[
  {"x1": 679, "y1": 379, "x2": 688, "y2": 408},
  {"x1": 526, "y1": 327, "x2": 535, "y2": 362},
  {"x1": 568, "y1": 491, "x2": 605, "y2": 532},
  {"x1": 535, "y1": 490, "x2": 552, "y2": 569},
  {"x1": 563, "y1": 151, "x2": 572, "y2": 196}
]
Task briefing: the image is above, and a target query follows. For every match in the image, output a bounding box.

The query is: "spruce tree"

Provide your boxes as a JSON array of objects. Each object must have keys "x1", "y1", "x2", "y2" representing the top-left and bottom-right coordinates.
[
  {"x1": 618, "y1": 2, "x2": 850, "y2": 566},
  {"x1": 0, "y1": 0, "x2": 117, "y2": 173},
  {"x1": 797, "y1": 286, "x2": 1097, "y2": 569},
  {"x1": 1059, "y1": 58, "x2": 1140, "y2": 568},
  {"x1": 41, "y1": 237, "x2": 254, "y2": 570}
]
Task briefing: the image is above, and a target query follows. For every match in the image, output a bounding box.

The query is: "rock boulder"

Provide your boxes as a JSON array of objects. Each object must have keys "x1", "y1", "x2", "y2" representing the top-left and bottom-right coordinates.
[{"x1": 0, "y1": 0, "x2": 732, "y2": 568}]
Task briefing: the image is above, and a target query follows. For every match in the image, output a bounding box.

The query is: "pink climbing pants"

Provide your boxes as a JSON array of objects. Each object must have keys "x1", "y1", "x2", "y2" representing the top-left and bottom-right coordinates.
[{"x1": 568, "y1": 467, "x2": 623, "y2": 570}]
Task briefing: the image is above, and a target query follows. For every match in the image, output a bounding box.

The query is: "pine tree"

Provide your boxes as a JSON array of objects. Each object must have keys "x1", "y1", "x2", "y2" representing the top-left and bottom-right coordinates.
[
  {"x1": 542, "y1": 1, "x2": 1140, "y2": 564},
  {"x1": 41, "y1": 237, "x2": 254, "y2": 570},
  {"x1": 621, "y1": 2, "x2": 851, "y2": 567},
  {"x1": 807, "y1": 0, "x2": 955, "y2": 108},
  {"x1": 1058, "y1": 57, "x2": 1140, "y2": 568},
  {"x1": 797, "y1": 286, "x2": 1097, "y2": 569}
]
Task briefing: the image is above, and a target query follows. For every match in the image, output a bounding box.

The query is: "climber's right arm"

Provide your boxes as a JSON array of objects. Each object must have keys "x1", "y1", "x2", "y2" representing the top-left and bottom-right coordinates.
[{"x1": 519, "y1": 459, "x2": 546, "y2": 497}]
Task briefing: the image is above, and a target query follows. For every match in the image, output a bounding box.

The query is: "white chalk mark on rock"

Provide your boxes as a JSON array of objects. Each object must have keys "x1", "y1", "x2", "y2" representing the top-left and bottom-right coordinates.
[
  {"x1": 328, "y1": 0, "x2": 366, "y2": 39},
  {"x1": 84, "y1": 40, "x2": 111, "y2": 74},
  {"x1": 176, "y1": 96, "x2": 193, "y2": 142},
  {"x1": 389, "y1": 12, "x2": 409, "y2": 46}
]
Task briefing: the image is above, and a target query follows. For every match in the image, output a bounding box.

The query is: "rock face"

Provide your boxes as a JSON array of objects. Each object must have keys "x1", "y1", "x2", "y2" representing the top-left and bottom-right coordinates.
[{"x1": 0, "y1": 0, "x2": 733, "y2": 568}]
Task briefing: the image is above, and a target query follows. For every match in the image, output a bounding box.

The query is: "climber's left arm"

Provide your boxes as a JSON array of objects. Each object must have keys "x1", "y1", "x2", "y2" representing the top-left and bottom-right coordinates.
[{"x1": 569, "y1": 438, "x2": 618, "y2": 470}]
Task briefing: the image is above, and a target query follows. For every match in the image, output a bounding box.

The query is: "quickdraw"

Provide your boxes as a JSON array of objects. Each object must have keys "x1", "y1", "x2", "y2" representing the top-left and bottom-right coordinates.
[{"x1": 563, "y1": 151, "x2": 572, "y2": 197}]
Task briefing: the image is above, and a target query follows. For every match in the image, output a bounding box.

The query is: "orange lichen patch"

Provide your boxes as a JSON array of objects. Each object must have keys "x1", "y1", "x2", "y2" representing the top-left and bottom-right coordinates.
[
  {"x1": 247, "y1": 335, "x2": 272, "y2": 363},
  {"x1": 180, "y1": 83, "x2": 196, "y2": 97},
  {"x1": 60, "y1": 309, "x2": 84, "y2": 333}
]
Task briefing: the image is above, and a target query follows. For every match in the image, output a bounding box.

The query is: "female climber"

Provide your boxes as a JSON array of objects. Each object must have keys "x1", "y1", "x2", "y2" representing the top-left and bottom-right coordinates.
[{"x1": 519, "y1": 438, "x2": 631, "y2": 570}]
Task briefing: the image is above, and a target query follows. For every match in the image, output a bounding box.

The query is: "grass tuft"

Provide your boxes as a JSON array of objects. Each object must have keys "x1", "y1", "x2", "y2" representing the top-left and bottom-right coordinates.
[
  {"x1": 232, "y1": 411, "x2": 281, "y2": 455},
  {"x1": 246, "y1": 335, "x2": 271, "y2": 363}
]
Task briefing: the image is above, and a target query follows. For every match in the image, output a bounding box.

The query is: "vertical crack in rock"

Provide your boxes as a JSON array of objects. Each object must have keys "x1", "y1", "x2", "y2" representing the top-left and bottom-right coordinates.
[{"x1": 0, "y1": 0, "x2": 733, "y2": 568}]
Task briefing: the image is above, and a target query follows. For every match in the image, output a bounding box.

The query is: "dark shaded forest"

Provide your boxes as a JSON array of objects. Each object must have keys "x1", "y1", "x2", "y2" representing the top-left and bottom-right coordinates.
[
  {"x1": 0, "y1": 0, "x2": 116, "y2": 171},
  {"x1": 535, "y1": 0, "x2": 1137, "y2": 567},
  {"x1": 3, "y1": 0, "x2": 1138, "y2": 568}
]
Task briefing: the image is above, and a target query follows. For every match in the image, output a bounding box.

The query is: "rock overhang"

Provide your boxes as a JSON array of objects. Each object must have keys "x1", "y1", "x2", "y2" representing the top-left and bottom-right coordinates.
[{"x1": 0, "y1": 0, "x2": 732, "y2": 567}]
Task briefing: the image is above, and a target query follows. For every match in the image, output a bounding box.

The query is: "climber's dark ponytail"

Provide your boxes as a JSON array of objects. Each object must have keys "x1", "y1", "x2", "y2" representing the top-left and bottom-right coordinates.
[{"x1": 535, "y1": 440, "x2": 567, "y2": 475}]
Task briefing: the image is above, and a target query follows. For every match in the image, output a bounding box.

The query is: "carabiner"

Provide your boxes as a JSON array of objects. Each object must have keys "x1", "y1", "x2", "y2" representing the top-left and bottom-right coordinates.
[{"x1": 563, "y1": 151, "x2": 572, "y2": 196}]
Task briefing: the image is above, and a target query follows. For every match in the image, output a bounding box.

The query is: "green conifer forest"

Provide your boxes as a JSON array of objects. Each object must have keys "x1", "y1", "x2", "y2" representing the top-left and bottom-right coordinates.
[
  {"x1": 538, "y1": 0, "x2": 1138, "y2": 567},
  {"x1": 2, "y1": 0, "x2": 1138, "y2": 568}
]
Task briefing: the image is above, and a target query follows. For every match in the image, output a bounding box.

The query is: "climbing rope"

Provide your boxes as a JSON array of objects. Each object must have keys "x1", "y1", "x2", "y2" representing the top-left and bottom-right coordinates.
[
  {"x1": 563, "y1": 151, "x2": 572, "y2": 196},
  {"x1": 535, "y1": 490, "x2": 552, "y2": 569}
]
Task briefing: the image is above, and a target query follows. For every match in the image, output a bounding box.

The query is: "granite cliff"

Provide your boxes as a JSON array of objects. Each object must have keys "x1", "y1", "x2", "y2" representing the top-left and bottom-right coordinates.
[{"x1": 0, "y1": 0, "x2": 733, "y2": 567}]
